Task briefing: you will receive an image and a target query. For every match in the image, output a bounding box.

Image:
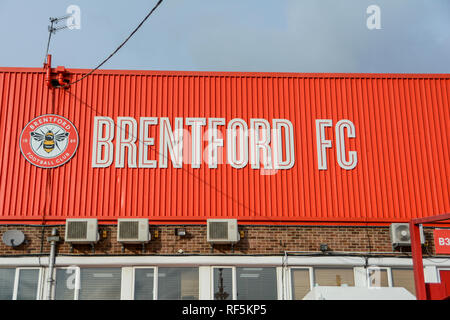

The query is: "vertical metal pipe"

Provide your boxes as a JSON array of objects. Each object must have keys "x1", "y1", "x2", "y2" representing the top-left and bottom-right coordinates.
[
  {"x1": 45, "y1": 54, "x2": 52, "y2": 88},
  {"x1": 46, "y1": 228, "x2": 58, "y2": 300},
  {"x1": 44, "y1": 21, "x2": 53, "y2": 65}
]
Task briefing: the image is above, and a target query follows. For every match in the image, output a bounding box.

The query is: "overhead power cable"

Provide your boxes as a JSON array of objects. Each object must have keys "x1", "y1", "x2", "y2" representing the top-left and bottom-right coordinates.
[{"x1": 63, "y1": 0, "x2": 163, "y2": 88}]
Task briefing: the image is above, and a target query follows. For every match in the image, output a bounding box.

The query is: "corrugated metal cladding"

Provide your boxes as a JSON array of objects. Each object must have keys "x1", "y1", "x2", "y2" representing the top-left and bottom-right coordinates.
[{"x1": 0, "y1": 68, "x2": 449, "y2": 224}]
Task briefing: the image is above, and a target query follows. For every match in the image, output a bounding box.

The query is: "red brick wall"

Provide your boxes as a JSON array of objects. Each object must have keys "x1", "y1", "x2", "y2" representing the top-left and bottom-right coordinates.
[{"x1": 0, "y1": 224, "x2": 437, "y2": 256}]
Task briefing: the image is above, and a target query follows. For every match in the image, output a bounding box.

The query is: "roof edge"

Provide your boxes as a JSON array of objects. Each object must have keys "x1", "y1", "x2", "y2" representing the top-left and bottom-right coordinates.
[{"x1": 0, "y1": 66, "x2": 449, "y2": 79}]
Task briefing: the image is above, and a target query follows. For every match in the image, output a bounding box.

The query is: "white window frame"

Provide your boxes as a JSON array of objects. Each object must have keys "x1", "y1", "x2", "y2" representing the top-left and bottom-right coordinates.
[
  {"x1": 210, "y1": 266, "x2": 236, "y2": 300},
  {"x1": 53, "y1": 266, "x2": 124, "y2": 300},
  {"x1": 78, "y1": 266, "x2": 123, "y2": 300},
  {"x1": 235, "y1": 266, "x2": 279, "y2": 300},
  {"x1": 390, "y1": 267, "x2": 415, "y2": 285},
  {"x1": 311, "y1": 266, "x2": 357, "y2": 287},
  {"x1": 0, "y1": 267, "x2": 16, "y2": 300},
  {"x1": 53, "y1": 266, "x2": 80, "y2": 300},
  {"x1": 132, "y1": 266, "x2": 157, "y2": 300},
  {"x1": 287, "y1": 267, "x2": 313, "y2": 300},
  {"x1": 12, "y1": 267, "x2": 43, "y2": 300},
  {"x1": 210, "y1": 266, "x2": 280, "y2": 300},
  {"x1": 366, "y1": 267, "x2": 393, "y2": 288},
  {"x1": 156, "y1": 265, "x2": 201, "y2": 300}
]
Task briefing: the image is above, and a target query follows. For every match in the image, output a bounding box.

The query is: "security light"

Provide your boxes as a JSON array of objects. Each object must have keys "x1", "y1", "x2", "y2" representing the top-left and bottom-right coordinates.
[{"x1": 175, "y1": 228, "x2": 186, "y2": 237}]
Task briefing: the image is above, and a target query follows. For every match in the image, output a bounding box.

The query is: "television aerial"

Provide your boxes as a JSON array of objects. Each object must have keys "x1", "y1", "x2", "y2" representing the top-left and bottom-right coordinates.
[{"x1": 44, "y1": 15, "x2": 73, "y2": 64}]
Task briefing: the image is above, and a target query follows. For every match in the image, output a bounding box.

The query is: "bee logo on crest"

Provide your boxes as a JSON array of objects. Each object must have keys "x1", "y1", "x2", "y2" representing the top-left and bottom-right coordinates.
[{"x1": 30, "y1": 129, "x2": 69, "y2": 153}]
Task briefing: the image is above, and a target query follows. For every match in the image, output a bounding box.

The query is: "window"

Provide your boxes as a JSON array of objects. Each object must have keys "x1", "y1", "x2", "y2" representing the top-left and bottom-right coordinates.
[
  {"x1": 0, "y1": 268, "x2": 41, "y2": 300},
  {"x1": 0, "y1": 269, "x2": 15, "y2": 300},
  {"x1": 16, "y1": 269, "x2": 40, "y2": 300},
  {"x1": 158, "y1": 268, "x2": 199, "y2": 300},
  {"x1": 291, "y1": 268, "x2": 311, "y2": 300},
  {"x1": 392, "y1": 269, "x2": 415, "y2": 296},
  {"x1": 78, "y1": 268, "x2": 122, "y2": 300},
  {"x1": 134, "y1": 268, "x2": 155, "y2": 300},
  {"x1": 314, "y1": 268, "x2": 355, "y2": 287},
  {"x1": 213, "y1": 267, "x2": 233, "y2": 300},
  {"x1": 367, "y1": 268, "x2": 389, "y2": 288},
  {"x1": 54, "y1": 268, "x2": 78, "y2": 300},
  {"x1": 236, "y1": 267, "x2": 277, "y2": 300}
]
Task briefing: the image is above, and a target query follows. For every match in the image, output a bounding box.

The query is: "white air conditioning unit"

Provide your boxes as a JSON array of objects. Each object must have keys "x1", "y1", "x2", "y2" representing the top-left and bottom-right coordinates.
[
  {"x1": 65, "y1": 219, "x2": 99, "y2": 243},
  {"x1": 390, "y1": 223, "x2": 424, "y2": 247},
  {"x1": 117, "y1": 219, "x2": 150, "y2": 243},
  {"x1": 207, "y1": 219, "x2": 240, "y2": 244}
]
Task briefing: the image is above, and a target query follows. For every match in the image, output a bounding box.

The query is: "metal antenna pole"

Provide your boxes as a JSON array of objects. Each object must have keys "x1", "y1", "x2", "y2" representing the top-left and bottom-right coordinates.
[
  {"x1": 44, "y1": 20, "x2": 54, "y2": 64},
  {"x1": 44, "y1": 15, "x2": 72, "y2": 65}
]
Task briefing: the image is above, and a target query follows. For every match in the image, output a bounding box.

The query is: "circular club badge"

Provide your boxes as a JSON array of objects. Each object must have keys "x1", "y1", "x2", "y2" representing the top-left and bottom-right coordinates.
[{"x1": 20, "y1": 114, "x2": 79, "y2": 168}]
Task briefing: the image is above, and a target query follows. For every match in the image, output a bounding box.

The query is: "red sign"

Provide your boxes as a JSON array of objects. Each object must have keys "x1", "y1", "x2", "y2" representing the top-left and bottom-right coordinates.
[
  {"x1": 434, "y1": 229, "x2": 450, "y2": 255},
  {"x1": 19, "y1": 114, "x2": 79, "y2": 168}
]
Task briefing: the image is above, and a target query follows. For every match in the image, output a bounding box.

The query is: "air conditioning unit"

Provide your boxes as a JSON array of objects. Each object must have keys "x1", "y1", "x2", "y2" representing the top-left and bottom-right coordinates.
[
  {"x1": 117, "y1": 219, "x2": 150, "y2": 243},
  {"x1": 207, "y1": 219, "x2": 240, "y2": 244},
  {"x1": 390, "y1": 223, "x2": 424, "y2": 247},
  {"x1": 65, "y1": 219, "x2": 99, "y2": 243}
]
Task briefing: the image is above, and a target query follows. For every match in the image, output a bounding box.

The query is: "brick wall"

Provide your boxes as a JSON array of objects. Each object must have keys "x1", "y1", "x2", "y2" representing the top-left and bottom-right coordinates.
[{"x1": 0, "y1": 224, "x2": 438, "y2": 256}]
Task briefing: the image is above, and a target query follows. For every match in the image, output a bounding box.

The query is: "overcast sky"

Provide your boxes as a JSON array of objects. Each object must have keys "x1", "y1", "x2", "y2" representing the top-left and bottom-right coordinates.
[{"x1": 0, "y1": 0, "x2": 449, "y2": 73}]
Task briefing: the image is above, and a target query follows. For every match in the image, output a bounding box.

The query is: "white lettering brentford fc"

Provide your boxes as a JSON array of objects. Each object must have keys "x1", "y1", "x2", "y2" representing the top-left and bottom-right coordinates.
[{"x1": 91, "y1": 116, "x2": 357, "y2": 171}]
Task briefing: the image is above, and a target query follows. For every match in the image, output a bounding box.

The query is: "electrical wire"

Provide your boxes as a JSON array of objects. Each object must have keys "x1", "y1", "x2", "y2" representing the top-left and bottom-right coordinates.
[{"x1": 63, "y1": 0, "x2": 163, "y2": 88}]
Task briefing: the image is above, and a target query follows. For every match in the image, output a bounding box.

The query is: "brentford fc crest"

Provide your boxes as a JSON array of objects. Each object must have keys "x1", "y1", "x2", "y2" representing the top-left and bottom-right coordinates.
[{"x1": 19, "y1": 114, "x2": 79, "y2": 168}]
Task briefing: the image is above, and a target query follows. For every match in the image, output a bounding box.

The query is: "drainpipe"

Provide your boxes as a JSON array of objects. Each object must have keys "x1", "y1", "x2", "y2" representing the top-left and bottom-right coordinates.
[
  {"x1": 46, "y1": 228, "x2": 60, "y2": 300},
  {"x1": 44, "y1": 54, "x2": 52, "y2": 89},
  {"x1": 282, "y1": 251, "x2": 288, "y2": 300}
]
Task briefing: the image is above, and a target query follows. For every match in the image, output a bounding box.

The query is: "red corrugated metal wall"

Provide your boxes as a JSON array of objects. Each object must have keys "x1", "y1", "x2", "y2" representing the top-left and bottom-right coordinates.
[{"x1": 0, "y1": 68, "x2": 449, "y2": 224}]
